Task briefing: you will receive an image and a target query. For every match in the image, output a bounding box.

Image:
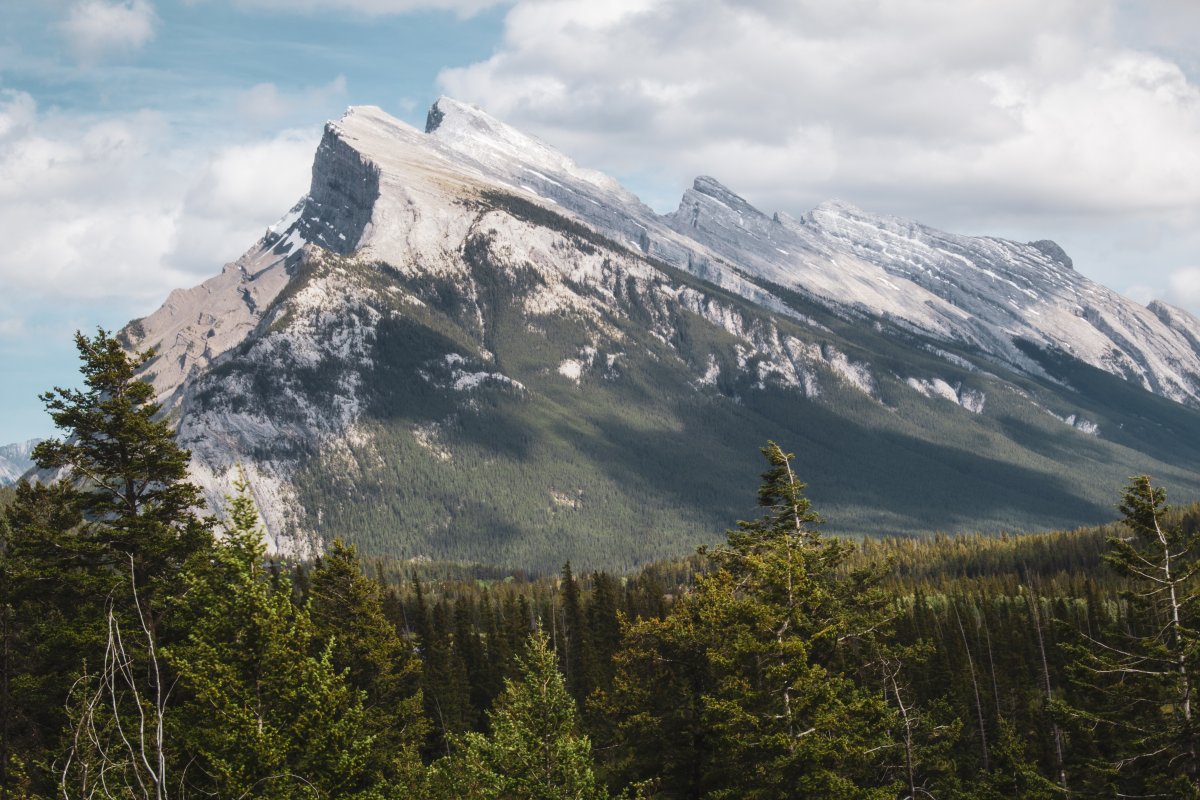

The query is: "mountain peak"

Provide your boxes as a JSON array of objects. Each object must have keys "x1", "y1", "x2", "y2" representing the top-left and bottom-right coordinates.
[
  {"x1": 690, "y1": 176, "x2": 762, "y2": 216},
  {"x1": 116, "y1": 93, "x2": 1200, "y2": 565},
  {"x1": 1027, "y1": 239, "x2": 1073, "y2": 271},
  {"x1": 421, "y1": 96, "x2": 626, "y2": 198},
  {"x1": 810, "y1": 198, "x2": 869, "y2": 218},
  {"x1": 424, "y1": 96, "x2": 496, "y2": 136},
  {"x1": 0, "y1": 437, "x2": 44, "y2": 486}
]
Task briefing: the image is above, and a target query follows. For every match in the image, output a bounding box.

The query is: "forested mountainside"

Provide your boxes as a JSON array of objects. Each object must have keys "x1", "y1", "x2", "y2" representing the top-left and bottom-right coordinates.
[
  {"x1": 111, "y1": 98, "x2": 1200, "y2": 569},
  {"x1": 5, "y1": 333, "x2": 1200, "y2": 799}
]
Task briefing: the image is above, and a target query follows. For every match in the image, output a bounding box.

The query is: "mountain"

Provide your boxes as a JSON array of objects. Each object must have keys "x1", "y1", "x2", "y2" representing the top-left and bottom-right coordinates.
[
  {"x1": 119, "y1": 98, "x2": 1200, "y2": 571},
  {"x1": 0, "y1": 439, "x2": 43, "y2": 486}
]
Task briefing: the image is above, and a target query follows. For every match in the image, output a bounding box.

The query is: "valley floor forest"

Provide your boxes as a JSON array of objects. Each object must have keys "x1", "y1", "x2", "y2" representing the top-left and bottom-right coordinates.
[{"x1": 3, "y1": 330, "x2": 1200, "y2": 799}]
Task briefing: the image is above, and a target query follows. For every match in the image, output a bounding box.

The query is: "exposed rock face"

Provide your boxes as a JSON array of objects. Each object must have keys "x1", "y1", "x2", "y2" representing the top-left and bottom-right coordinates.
[
  {"x1": 119, "y1": 98, "x2": 1200, "y2": 567},
  {"x1": 302, "y1": 126, "x2": 380, "y2": 255},
  {"x1": 122, "y1": 218, "x2": 303, "y2": 415}
]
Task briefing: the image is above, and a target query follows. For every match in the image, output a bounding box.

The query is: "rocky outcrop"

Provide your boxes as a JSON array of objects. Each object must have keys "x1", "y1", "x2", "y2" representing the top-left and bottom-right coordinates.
[{"x1": 299, "y1": 125, "x2": 381, "y2": 255}]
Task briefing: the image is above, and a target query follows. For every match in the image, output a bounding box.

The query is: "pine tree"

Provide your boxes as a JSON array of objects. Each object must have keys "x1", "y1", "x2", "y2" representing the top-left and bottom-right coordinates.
[
  {"x1": 32, "y1": 329, "x2": 211, "y2": 593},
  {"x1": 169, "y1": 476, "x2": 385, "y2": 799},
  {"x1": 308, "y1": 538, "x2": 427, "y2": 790},
  {"x1": 606, "y1": 442, "x2": 896, "y2": 799},
  {"x1": 421, "y1": 597, "x2": 474, "y2": 755},
  {"x1": 600, "y1": 587, "x2": 723, "y2": 797},
  {"x1": 585, "y1": 571, "x2": 623, "y2": 695},
  {"x1": 1069, "y1": 475, "x2": 1200, "y2": 796},
  {"x1": 1, "y1": 481, "x2": 89, "y2": 797},
  {"x1": 560, "y1": 562, "x2": 593, "y2": 705},
  {"x1": 430, "y1": 630, "x2": 607, "y2": 800},
  {"x1": 3, "y1": 329, "x2": 212, "y2": 797}
]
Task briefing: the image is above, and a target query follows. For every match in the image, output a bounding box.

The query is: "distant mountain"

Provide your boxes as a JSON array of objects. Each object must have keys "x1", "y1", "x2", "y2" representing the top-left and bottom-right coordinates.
[
  {"x1": 119, "y1": 98, "x2": 1200, "y2": 571},
  {"x1": 0, "y1": 439, "x2": 43, "y2": 486}
]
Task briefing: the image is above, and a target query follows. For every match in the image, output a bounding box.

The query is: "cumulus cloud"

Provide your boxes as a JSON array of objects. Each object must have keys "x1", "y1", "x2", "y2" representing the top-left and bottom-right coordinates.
[
  {"x1": 169, "y1": 131, "x2": 319, "y2": 275},
  {"x1": 1167, "y1": 268, "x2": 1200, "y2": 308},
  {"x1": 0, "y1": 90, "x2": 317, "y2": 320},
  {"x1": 440, "y1": 0, "x2": 1200, "y2": 218},
  {"x1": 234, "y1": 75, "x2": 348, "y2": 131},
  {"x1": 60, "y1": 0, "x2": 159, "y2": 63}
]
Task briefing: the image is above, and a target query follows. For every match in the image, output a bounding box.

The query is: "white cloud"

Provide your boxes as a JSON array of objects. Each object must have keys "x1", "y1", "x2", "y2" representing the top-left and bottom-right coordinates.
[
  {"x1": 213, "y1": 0, "x2": 506, "y2": 17},
  {"x1": 0, "y1": 318, "x2": 26, "y2": 338},
  {"x1": 60, "y1": 0, "x2": 159, "y2": 63},
  {"x1": 169, "y1": 131, "x2": 318, "y2": 275},
  {"x1": 234, "y1": 75, "x2": 348, "y2": 130},
  {"x1": 0, "y1": 91, "x2": 317, "y2": 320},
  {"x1": 1167, "y1": 267, "x2": 1200, "y2": 309},
  {"x1": 440, "y1": 0, "x2": 1200, "y2": 217}
]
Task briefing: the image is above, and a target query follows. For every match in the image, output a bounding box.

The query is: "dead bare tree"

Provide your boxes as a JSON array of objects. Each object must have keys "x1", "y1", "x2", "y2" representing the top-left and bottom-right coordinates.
[
  {"x1": 953, "y1": 602, "x2": 989, "y2": 773},
  {"x1": 1024, "y1": 578, "x2": 1070, "y2": 798},
  {"x1": 880, "y1": 653, "x2": 939, "y2": 800},
  {"x1": 59, "y1": 556, "x2": 170, "y2": 800}
]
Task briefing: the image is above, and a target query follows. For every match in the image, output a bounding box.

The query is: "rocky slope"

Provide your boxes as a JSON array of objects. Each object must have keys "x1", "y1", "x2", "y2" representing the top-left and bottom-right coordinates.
[{"x1": 119, "y1": 99, "x2": 1200, "y2": 569}]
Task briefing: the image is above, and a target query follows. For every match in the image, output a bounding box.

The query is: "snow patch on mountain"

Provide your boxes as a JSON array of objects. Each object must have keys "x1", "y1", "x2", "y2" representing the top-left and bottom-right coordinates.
[
  {"x1": 696, "y1": 354, "x2": 721, "y2": 388},
  {"x1": 907, "y1": 377, "x2": 961, "y2": 404},
  {"x1": 826, "y1": 349, "x2": 877, "y2": 398},
  {"x1": 1043, "y1": 410, "x2": 1101, "y2": 436},
  {"x1": 906, "y1": 377, "x2": 986, "y2": 413},
  {"x1": 557, "y1": 359, "x2": 584, "y2": 383}
]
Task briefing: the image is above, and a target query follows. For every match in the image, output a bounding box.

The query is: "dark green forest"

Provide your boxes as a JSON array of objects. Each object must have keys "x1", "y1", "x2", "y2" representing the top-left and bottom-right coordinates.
[{"x1": 3, "y1": 330, "x2": 1200, "y2": 799}]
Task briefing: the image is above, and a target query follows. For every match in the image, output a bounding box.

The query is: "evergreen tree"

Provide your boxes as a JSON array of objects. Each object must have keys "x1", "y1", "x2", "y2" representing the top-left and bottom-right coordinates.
[
  {"x1": 421, "y1": 597, "x2": 475, "y2": 755},
  {"x1": 32, "y1": 329, "x2": 211, "y2": 594},
  {"x1": 560, "y1": 562, "x2": 593, "y2": 705},
  {"x1": 430, "y1": 631, "x2": 607, "y2": 800},
  {"x1": 3, "y1": 329, "x2": 212, "y2": 797},
  {"x1": 585, "y1": 571, "x2": 623, "y2": 695},
  {"x1": 169, "y1": 476, "x2": 385, "y2": 799},
  {"x1": 308, "y1": 538, "x2": 427, "y2": 789},
  {"x1": 607, "y1": 442, "x2": 896, "y2": 799},
  {"x1": 600, "y1": 586, "x2": 723, "y2": 797},
  {"x1": 1, "y1": 481, "x2": 89, "y2": 797}
]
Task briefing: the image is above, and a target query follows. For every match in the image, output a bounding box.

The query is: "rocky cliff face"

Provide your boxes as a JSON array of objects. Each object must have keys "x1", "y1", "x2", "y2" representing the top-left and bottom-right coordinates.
[{"x1": 119, "y1": 98, "x2": 1200, "y2": 568}]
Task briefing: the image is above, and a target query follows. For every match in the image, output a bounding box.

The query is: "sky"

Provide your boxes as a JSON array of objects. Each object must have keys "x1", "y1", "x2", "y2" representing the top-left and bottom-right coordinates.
[{"x1": 2, "y1": 0, "x2": 1199, "y2": 443}]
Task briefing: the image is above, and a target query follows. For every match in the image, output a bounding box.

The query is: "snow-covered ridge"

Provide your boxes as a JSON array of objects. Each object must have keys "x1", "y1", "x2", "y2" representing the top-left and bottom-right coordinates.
[
  {"x1": 332, "y1": 99, "x2": 1200, "y2": 408},
  {"x1": 328, "y1": 100, "x2": 1198, "y2": 404},
  {"x1": 0, "y1": 438, "x2": 43, "y2": 486}
]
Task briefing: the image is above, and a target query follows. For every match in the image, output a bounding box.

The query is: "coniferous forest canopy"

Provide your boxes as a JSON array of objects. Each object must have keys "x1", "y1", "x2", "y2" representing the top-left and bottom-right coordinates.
[{"x1": 3, "y1": 330, "x2": 1200, "y2": 798}]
